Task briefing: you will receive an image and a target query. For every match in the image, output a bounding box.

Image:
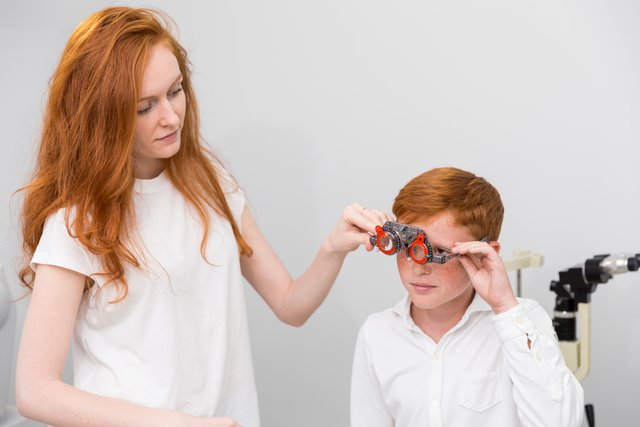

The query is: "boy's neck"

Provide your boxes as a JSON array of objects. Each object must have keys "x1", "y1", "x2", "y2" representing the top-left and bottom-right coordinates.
[{"x1": 410, "y1": 288, "x2": 475, "y2": 344}]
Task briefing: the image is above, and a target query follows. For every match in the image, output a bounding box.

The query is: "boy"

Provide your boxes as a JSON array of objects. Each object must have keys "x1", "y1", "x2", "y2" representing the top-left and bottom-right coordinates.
[{"x1": 351, "y1": 167, "x2": 584, "y2": 427}]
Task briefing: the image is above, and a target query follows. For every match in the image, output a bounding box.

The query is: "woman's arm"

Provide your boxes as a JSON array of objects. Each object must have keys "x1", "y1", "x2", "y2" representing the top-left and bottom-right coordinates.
[
  {"x1": 240, "y1": 203, "x2": 389, "y2": 326},
  {"x1": 16, "y1": 264, "x2": 241, "y2": 427}
]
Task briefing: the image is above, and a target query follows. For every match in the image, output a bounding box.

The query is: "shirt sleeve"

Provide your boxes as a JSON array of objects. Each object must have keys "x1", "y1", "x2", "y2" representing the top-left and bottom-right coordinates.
[
  {"x1": 31, "y1": 208, "x2": 101, "y2": 280},
  {"x1": 350, "y1": 322, "x2": 395, "y2": 427},
  {"x1": 491, "y1": 301, "x2": 585, "y2": 427}
]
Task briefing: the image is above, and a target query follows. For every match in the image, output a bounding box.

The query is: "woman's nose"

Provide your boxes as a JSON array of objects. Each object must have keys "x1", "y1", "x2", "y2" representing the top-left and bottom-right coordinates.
[{"x1": 158, "y1": 98, "x2": 180, "y2": 127}]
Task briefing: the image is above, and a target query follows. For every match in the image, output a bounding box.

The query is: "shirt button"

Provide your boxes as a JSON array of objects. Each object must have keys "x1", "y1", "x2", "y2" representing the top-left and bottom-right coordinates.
[
  {"x1": 516, "y1": 315, "x2": 525, "y2": 324},
  {"x1": 432, "y1": 399, "x2": 439, "y2": 406},
  {"x1": 536, "y1": 352, "x2": 543, "y2": 361},
  {"x1": 434, "y1": 353, "x2": 440, "y2": 361}
]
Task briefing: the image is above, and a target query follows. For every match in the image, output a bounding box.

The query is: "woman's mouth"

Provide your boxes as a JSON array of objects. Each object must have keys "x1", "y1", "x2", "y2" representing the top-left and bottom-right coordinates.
[{"x1": 157, "y1": 130, "x2": 178, "y2": 142}]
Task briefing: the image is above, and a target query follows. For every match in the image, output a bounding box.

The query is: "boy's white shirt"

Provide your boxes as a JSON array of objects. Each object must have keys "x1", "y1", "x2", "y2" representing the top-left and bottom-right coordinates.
[{"x1": 351, "y1": 293, "x2": 584, "y2": 427}]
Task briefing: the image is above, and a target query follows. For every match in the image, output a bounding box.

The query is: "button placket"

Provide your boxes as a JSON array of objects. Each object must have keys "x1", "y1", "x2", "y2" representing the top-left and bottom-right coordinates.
[{"x1": 427, "y1": 336, "x2": 451, "y2": 427}]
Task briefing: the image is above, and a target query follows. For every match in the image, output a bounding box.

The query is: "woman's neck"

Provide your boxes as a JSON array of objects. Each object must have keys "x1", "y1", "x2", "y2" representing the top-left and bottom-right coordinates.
[{"x1": 134, "y1": 158, "x2": 165, "y2": 179}]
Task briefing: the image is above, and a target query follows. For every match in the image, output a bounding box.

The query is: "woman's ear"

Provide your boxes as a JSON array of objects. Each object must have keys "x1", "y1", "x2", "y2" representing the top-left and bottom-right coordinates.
[{"x1": 489, "y1": 240, "x2": 501, "y2": 254}]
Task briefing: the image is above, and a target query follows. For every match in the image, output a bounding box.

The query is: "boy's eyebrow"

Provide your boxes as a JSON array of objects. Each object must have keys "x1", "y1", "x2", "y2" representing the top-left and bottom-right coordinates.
[
  {"x1": 138, "y1": 74, "x2": 183, "y2": 102},
  {"x1": 428, "y1": 240, "x2": 453, "y2": 252},
  {"x1": 432, "y1": 237, "x2": 489, "y2": 252}
]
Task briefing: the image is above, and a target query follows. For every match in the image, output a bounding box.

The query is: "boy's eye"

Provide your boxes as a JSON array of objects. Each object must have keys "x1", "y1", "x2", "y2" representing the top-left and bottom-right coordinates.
[{"x1": 433, "y1": 247, "x2": 450, "y2": 256}]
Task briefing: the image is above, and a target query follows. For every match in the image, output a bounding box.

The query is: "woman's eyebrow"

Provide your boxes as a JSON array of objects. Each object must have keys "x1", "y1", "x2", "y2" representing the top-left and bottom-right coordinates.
[{"x1": 138, "y1": 74, "x2": 183, "y2": 102}]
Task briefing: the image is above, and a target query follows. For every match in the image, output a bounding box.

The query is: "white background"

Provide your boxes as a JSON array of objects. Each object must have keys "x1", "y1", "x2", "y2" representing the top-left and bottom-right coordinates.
[{"x1": 1, "y1": 1, "x2": 639, "y2": 426}]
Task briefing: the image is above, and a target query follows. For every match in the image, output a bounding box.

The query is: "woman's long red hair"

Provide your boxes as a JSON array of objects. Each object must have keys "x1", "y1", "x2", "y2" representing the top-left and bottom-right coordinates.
[{"x1": 19, "y1": 7, "x2": 252, "y2": 301}]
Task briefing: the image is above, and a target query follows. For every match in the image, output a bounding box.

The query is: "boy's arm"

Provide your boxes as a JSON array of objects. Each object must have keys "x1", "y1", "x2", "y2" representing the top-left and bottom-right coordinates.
[
  {"x1": 350, "y1": 325, "x2": 395, "y2": 427},
  {"x1": 454, "y1": 241, "x2": 584, "y2": 426},
  {"x1": 492, "y1": 302, "x2": 585, "y2": 427}
]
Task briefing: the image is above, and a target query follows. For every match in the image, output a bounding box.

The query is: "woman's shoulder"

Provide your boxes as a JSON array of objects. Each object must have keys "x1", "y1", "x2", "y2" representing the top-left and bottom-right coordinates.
[
  {"x1": 211, "y1": 162, "x2": 246, "y2": 219},
  {"x1": 212, "y1": 160, "x2": 242, "y2": 195},
  {"x1": 32, "y1": 205, "x2": 98, "y2": 277},
  {"x1": 43, "y1": 206, "x2": 78, "y2": 230},
  {"x1": 39, "y1": 204, "x2": 97, "y2": 246}
]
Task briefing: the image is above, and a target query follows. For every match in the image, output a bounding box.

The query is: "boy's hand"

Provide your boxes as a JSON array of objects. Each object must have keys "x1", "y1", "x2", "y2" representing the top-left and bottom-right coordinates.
[{"x1": 452, "y1": 240, "x2": 518, "y2": 314}]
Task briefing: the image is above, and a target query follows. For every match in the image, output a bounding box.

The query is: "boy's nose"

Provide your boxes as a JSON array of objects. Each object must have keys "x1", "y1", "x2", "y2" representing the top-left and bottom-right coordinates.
[{"x1": 412, "y1": 260, "x2": 432, "y2": 275}]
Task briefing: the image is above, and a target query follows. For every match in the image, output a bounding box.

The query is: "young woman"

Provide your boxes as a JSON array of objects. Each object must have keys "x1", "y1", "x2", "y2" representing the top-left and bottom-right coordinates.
[{"x1": 15, "y1": 7, "x2": 388, "y2": 427}]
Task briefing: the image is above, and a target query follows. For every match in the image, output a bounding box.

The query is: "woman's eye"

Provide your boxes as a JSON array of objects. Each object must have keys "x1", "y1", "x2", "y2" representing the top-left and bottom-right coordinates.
[
  {"x1": 434, "y1": 247, "x2": 450, "y2": 256},
  {"x1": 170, "y1": 86, "x2": 183, "y2": 97},
  {"x1": 137, "y1": 103, "x2": 152, "y2": 115}
]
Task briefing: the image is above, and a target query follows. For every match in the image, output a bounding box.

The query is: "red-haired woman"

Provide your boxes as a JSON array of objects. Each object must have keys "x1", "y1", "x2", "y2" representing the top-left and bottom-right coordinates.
[{"x1": 15, "y1": 7, "x2": 388, "y2": 427}]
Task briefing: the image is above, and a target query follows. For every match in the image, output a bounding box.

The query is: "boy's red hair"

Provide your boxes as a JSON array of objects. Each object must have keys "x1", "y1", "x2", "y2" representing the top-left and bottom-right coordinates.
[{"x1": 392, "y1": 167, "x2": 504, "y2": 241}]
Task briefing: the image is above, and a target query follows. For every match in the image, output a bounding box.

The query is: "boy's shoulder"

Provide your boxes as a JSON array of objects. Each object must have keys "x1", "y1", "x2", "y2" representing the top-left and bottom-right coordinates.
[
  {"x1": 359, "y1": 297, "x2": 409, "y2": 335},
  {"x1": 363, "y1": 306, "x2": 398, "y2": 324}
]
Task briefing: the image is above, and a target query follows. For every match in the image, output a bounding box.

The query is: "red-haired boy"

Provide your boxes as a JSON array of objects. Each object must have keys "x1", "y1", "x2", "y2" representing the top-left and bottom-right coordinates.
[{"x1": 351, "y1": 167, "x2": 584, "y2": 427}]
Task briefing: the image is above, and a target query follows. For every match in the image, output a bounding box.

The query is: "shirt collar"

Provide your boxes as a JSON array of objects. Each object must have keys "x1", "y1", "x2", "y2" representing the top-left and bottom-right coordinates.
[
  {"x1": 392, "y1": 291, "x2": 493, "y2": 329},
  {"x1": 134, "y1": 170, "x2": 171, "y2": 194}
]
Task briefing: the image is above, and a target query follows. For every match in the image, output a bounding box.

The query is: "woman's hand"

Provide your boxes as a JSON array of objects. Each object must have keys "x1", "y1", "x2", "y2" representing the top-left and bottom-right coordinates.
[
  {"x1": 239, "y1": 203, "x2": 392, "y2": 326},
  {"x1": 452, "y1": 240, "x2": 518, "y2": 314},
  {"x1": 323, "y1": 203, "x2": 392, "y2": 255}
]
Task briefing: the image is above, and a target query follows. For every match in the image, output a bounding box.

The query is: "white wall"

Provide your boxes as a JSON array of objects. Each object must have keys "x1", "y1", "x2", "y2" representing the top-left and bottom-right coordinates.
[{"x1": 2, "y1": 1, "x2": 639, "y2": 426}]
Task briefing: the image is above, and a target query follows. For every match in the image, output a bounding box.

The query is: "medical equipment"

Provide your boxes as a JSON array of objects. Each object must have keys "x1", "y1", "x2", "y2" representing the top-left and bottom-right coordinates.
[
  {"x1": 368, "y1": 221, "x2": 486, "y2": 264},
  {"x1": 550, "y1": 253, "x2": 639, "y2": 380},
  {"x1": 549, "y1": 253, "x2": 640, "y2": 427}
]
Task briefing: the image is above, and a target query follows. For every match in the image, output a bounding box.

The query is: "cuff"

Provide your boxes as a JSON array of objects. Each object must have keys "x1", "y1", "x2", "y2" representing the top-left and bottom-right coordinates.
[{"x1": 491, "y1": 303, "x2": 537, "y2": 344}]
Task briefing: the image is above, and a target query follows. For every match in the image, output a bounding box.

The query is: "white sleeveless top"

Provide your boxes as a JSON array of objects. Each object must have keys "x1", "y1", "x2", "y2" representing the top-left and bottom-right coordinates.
[{"x1": 31, "y1": 171, "x2": 260, "y2": 426}]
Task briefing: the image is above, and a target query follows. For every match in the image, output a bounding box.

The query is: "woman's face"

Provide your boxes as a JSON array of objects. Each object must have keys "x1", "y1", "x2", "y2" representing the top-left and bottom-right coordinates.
[{"x1": 133, "y1": 43, "x2": 186, "y2": 179}]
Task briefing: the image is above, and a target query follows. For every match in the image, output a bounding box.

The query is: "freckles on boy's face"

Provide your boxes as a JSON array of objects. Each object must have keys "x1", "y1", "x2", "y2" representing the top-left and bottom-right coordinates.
[{"x1": 395, "y1": 212, "x2": 476, "y2": 312}]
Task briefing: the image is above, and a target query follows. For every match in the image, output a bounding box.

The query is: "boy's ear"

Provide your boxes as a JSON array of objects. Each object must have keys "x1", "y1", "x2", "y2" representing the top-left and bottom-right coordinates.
[{"x1": 489, "y1": 240, "x2": 501, "y2": 254}]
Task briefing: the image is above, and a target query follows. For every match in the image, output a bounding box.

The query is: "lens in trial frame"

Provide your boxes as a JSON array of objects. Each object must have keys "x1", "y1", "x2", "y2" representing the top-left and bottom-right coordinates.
[
  {"x1": 378, "y1": 235, "x2": 393, "y2": 251},
  {"x1": 374, "y1": 225, "x2": 400, "y2": 255},
  {"x1": 408, "y1": 233, "x2": 431, "y2": 264},
  {"x1": 409, "y1": 244, "x2": 427, "y2": 263}
]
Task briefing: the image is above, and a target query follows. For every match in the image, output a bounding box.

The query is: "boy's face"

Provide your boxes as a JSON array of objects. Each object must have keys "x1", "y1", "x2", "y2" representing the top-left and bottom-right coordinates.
[{"x1": 395, "y1": 211, "x2": 476, "y2": 314}]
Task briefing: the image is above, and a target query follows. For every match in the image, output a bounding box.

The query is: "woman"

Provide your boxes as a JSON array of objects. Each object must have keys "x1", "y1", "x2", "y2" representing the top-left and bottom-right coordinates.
[{"x1": 15, "y1": 7, "x2": 387, "y2": 426}]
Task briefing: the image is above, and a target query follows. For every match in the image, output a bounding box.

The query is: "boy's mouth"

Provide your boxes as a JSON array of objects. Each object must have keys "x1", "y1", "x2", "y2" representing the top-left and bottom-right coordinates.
[{"x1": 410, "y1": 283, "x2": 436, "y2": 292}]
